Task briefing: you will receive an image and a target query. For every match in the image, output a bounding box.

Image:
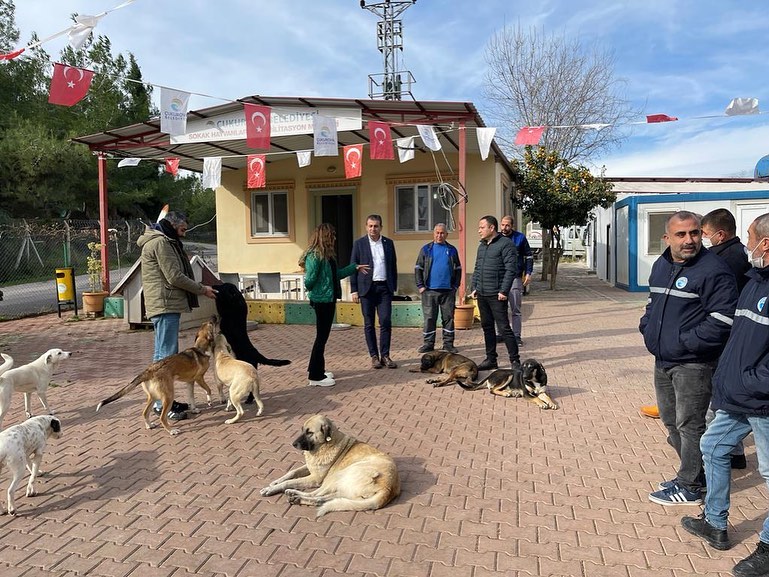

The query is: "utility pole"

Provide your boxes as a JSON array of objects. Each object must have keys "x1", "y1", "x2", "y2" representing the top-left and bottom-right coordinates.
[{"x1": 360, "y1": 0, "x2": 417, "y2": 100}]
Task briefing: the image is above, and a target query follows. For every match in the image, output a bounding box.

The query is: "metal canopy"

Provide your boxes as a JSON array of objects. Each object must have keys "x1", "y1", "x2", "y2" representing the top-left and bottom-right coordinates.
[{"x1": 71, "y1": 95, "x2": 513, "y2": 175}]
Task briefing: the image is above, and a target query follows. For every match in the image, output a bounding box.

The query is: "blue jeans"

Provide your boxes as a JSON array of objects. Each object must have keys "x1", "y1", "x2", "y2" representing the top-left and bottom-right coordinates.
[
  {"x1": 360, "y1": 283, "x2": 393, "y2": 358},
  {"x1": 701, "y1": 409, "x2": 769, "y2": 542},
  {"x1": 654, "y1": 362, "x2": 714, "y2": 491},
  {"x1": 151, "y1": 313, "x2": 181, "y2": 361}
]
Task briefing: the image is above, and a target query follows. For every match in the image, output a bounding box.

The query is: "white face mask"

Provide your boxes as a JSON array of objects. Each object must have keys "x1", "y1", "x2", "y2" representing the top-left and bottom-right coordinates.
[
  {"x1": 701, "y1": 237, "x2": 713, "y2": 249},
  {"x1": 745, "y1": 240, "x2": 768, "y2": 268}
]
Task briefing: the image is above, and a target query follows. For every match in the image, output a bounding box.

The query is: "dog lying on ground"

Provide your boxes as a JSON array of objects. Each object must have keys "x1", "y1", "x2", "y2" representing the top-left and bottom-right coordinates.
[
  {"x1": 0, "y1": 349, "x2": 72, "y2": 429},
  {"x1": 409, "y1": 350, "x2": 479, "y2": 387},
  {"x1": 96, "y1": 319, "x2": 222, "y2": 435},
  {"x1": 213, "y1": 333, "x2": 264, "y2": 424},
  {"x1": 459, "y1": 358, "x2": 557, "y2": 409},
  {"x1": 0, "y1": 415, "x2": 61, "y2": 515},
  {"x1": 260, "y1": 414, "x2": 400, "y2": 517}
]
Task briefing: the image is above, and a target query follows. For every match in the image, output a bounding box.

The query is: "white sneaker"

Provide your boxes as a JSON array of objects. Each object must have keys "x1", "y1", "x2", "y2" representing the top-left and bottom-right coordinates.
[
  {"x1": 324, "y1": 371, "x2": 334, "y2": 379},
  {"x1": 308, "y1": 376, "x2": 336, "y2": 387}
]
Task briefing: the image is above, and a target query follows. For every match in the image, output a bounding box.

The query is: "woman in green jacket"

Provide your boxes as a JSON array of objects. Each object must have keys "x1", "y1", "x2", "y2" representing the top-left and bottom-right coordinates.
[{"x1": 300, "y1": 223, "x2": 368, "y2": 387}]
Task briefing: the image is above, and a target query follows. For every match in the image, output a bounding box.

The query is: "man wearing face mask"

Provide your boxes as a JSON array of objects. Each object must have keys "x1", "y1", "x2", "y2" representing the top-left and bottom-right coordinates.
[
  {"x1": 681, "y1": 213, "x2": 769, "y2": 576},
  {"x1": 640, "y1": 211, "x2": 738, "y2": 506},
  {"x1": 702, "y1": 208, "x2": 751, "y2": 293}
]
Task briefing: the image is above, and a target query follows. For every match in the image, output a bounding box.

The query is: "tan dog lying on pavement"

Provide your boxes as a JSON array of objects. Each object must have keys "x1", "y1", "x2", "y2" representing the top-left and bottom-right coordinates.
[
  {"x1": 260, "y1": 414, "x2": 400, "y2": 517},
  {"x1": 0, "y1": 349, "x2": 72, "y2": 429},
  {"x1": 96, "y1": 319, "x2": 222, "y2": 435},
  {"x1": 0, "y1": 415, "x2": 62, "y2": 515},
  {"x1": 213, "y1": 333, "x2": 264, "y2": 424},
  {"x1": 409, "y1": 350, "x2": 479, "y2": 388}
]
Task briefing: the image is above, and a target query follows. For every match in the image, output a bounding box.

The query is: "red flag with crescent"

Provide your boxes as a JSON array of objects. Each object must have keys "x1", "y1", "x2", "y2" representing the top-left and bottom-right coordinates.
[
  {"x1": 164, "y1": 158, "x2": 180, "y2": 176},
  {"x1": 514, "y1": 126, "x2": 546, "y2": 146},
  {"x1": 646, "y1": 113, "x2": 678, "y2": 123},
  {"x1": 344, "y1": 144, "x2": 363, "y2": 179},
  {"x1": 244, "y1": 103, "x2": 271, "y2": 150},
  {"x1": 369, "y1": 121, "x2": 394, "y2": 160},
  {"x1": 48, "y1": 63, "x2": 94, "y2": 107},
  {"x1": 247, "y1": 154, "x2": 266, "y2": 188}
]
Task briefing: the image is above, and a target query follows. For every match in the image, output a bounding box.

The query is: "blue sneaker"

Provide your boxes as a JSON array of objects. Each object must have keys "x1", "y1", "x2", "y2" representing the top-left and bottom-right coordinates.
[
  {"x1": 658, "y1": 478, "x2": 707, "y2": 492},
  {"x1": 649, "y1": 483, "x2": 702, "y2": 506}
]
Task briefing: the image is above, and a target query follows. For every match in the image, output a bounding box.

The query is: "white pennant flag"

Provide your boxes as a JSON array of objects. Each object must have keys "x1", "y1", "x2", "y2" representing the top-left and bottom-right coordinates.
[
  {"x1": 313, "y1": 115, "x2": 338, "y2": 156},
  {"x1": 725, "y1": 97, "x2": 759, "y2": 116},
  {"x1": 202, "y1": 157, "x2": 222, "y2": 189},
  {"x1": 396, "y1": 136, "x2": 415, "y2": 163},
  {"x1": 296, "y1": 151, "x2": 312, "y2": 167},
  {"x1": 68, "y1": 14, "x2": 104, "y2": 50},
  {"x1": 476, "y1": 127, "x2": 496, "y2": 161},
  {"x1": 117, "y1": 157, "x2": 141, "y2": 168},
  {"x1": 417, "y1": 125, "x2": 441, "y2": 151},
  {"x1": 160, "y1": 87, "x2": 191, "y2": 136}
]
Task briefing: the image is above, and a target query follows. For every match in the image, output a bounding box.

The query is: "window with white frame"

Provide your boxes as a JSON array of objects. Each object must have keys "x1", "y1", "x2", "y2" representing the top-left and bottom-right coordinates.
[
  {"x1": 395, "y1": 183, "x2": 453, "y2": 232},
  {"x1": 647, "y1": 211, "x2": 675, "y2": 255},
  {"x1": 250, "y1": 191, "x2": 289, "y2": 237}
]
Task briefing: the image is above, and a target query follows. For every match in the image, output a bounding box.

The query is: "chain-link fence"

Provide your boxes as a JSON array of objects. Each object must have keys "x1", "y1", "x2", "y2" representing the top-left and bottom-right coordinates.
[{"x1": 0, "y1": 218, "x2": 217, "y2": 321}]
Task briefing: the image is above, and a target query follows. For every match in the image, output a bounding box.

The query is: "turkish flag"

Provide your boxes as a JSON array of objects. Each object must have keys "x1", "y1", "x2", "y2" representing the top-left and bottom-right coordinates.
[
  {"x1": 369, "y1": 121, "x2": 394, "y2": 159},
  {"x1": 646, "y1": 114, "x2": 678, "y2": 123},
  {"x1": 514, "y1": 126, "x2": 546, "y2": 146},
  {"x1": 244, "y1": 103, "x2": 271, "y2": 150},
  {"x1": 247, "y1": 154, "x2": 266, "y2": 188},
  {"x1": 48, "y1": 63, "x2": 94, "y2": 107},
  {"x1": 164, "y1": 158, "x2": 180, "y2": 176},
  {"x1": 344, "y1": 144, "x2": 363, "y2": 179}
]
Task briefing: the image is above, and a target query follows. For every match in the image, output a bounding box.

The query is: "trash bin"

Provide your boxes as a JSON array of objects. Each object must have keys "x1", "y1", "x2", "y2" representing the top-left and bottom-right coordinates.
[{"x1": 55, "y1": 267, "x2": 77, "y2": 317}]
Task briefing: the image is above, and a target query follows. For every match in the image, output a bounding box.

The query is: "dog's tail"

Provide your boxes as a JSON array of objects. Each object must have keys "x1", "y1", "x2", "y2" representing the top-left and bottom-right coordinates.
[
  {"x1": 96, "y1": 371, "x2": 146, "y2": 411},
  {"x1": 252, "y1": 352, "x2": 291, "y2": 367},
  {"x1": 456, "y1": 377, "x2": 488, "y2": 391}
]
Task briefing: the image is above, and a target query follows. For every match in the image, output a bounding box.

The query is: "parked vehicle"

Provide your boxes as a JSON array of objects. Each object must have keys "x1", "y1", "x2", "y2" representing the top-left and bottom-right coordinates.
[{"x1": 526, "y1": 222, "x2": 586, "y2": 259}]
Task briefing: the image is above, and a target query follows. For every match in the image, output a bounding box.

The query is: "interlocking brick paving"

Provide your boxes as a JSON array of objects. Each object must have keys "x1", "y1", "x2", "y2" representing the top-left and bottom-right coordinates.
[{"x1": 0, "y1": 262, "x2": 761, "y2": 576}]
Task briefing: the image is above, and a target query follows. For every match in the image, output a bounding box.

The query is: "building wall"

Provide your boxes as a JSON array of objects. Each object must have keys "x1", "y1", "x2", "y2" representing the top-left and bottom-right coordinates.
[{"x1": 215, "y1": 151, "x2": 507, "y2": 296}]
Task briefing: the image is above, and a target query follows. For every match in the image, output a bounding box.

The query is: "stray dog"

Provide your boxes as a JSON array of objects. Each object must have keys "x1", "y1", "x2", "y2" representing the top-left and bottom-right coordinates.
[
  {"x1": 260, "y1": 414, "x2": 400, "y2": 517},
  {"x1": 459, "y1": 358, "x2": 557, "y2": 409},
  {"x1": 213, "y1": 333, "x2": 264, "y2": 424},
  {"x1": 0, "y1": 349, "x2": 72, "y2": 429},
  {"x1": 409, "y1": 350, "x2": 478, "y2": 387},
  {"x1": 96, "y1": 319, "x2": 222, "y2": 435},
  {"x1": 0, "y1": 354, "x2": 12, "y2": 377},
  {"x1": 0, "y1": 415, "x2": 61, "y2": 515}
]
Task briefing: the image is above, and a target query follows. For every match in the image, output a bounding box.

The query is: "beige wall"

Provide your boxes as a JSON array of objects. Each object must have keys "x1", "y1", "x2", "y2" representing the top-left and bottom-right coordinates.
[{"x1": 216, "y1": 150, "x2": 510, "y2": 294}]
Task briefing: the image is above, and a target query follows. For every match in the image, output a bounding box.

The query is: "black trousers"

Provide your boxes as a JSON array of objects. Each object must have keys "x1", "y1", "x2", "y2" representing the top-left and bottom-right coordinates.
[
  {"x1": 307, "y1": 301, "x2": 335, "y2": 380},
  {"x1": 477, "y1": 294, "x2": 519, "y2": 364}
]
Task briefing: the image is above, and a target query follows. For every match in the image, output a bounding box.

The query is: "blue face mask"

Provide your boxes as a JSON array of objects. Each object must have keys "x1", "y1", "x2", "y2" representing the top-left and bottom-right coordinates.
[{"x1": 745, "y1": 240, "x2": 768, "y2": 268}]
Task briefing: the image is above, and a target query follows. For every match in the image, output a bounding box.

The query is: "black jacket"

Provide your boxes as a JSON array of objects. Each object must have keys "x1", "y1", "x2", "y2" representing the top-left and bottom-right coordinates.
[
  {"x1": 414, "y1": 241, "x2": 462, "y2": 290},
  {"x1": 470, "y1": 233, "x2": 518, "y2": 296},
  {"x1": 350, "y1": 235, "x2": 398, "y2": 296},
  {"x1": 711, "y1": 267, "x2": 769, "y2": 415},
  {"x1": 710, "y1": 236, "x2": 751, "y2": 293},
  {"x1": 639, "y1": 247, "x2": 737, "y2": 367}
]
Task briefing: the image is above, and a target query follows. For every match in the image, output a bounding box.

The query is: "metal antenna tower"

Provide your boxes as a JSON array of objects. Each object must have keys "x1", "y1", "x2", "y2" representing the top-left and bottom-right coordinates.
[{"x1": 360, "y1": 0, "x2": 417, "y2": 100}]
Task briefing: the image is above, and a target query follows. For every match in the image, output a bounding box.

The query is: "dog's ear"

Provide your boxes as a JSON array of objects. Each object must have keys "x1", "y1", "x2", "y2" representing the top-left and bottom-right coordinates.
[
  {"x1": 45, "y1": 352, "x2": 54, "y2": 364},
  {"x1": 536, "y1": 362, "x2": 548, "y2": 386},
  {"x1": 320, "y1": 418, "x2": 333, "y2": 442},
  {"x1": 50, "y1": 418, "x2": 61, "y2": 433}
]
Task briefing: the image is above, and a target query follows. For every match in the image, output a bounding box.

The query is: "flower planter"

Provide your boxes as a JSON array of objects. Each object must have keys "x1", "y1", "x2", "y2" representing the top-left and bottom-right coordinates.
[
  {"x1": 454, "y1": 303, "x2": 475, "y2": 330},
  {"x1": 82, "y1": 291, "x2": 109, "y2": 317}
]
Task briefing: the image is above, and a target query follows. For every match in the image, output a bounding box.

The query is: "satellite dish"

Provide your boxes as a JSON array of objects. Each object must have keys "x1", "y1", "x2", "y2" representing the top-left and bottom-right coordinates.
[{"x1": 755, "y1": 155, "x2": 769, "y2": 178}]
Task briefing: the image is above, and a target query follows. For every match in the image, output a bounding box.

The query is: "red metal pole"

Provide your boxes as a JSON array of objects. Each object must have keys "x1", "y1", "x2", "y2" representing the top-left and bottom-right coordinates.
[
  {"x1": 458, "y1": 120, "x2": 467, "y2": 303},
  {"x1": 98, "y1": 152, "x2": 110, "y2": 292}
]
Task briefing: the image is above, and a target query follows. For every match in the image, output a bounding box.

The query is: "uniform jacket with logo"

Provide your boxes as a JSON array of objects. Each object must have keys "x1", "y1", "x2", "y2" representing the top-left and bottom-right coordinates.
[
  {"x1": 414, "y1": 241, "x2": 462, "y2": 290},
  {"x1": 639, "y1": 247, "x2": 738, "y2": 368}
]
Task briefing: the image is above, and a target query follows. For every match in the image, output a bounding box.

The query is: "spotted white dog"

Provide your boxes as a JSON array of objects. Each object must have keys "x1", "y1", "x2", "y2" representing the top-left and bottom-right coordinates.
[
  {"x1": 0, "y1": 415, "x2": 61, "y2": 515},
  {"x1": 0, "y1": 349, "x2": 71, "y2": 429}
]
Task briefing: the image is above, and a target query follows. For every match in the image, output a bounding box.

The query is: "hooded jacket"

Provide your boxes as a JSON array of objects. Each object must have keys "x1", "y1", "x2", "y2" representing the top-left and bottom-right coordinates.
[
  {"x1": 710, "y1": 267, "x2": 769, "y2": 415},
  {"x1": 639, "y1": 246, "x2": 738, "y2": 367},
  {"x1": 137, "y1": 226, "x2": 206, "y2": 319}
]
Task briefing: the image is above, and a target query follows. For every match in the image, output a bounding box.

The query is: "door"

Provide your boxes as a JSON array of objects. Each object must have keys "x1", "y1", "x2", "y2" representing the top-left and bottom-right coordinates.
[{"x1": 319, "y1": 193, "x2": 354, "y2": 267}]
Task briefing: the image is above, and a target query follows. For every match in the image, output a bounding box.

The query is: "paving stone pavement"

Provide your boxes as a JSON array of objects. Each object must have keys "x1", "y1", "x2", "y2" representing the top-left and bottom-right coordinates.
[{"x1": 0, "y1": 262, "x2": 765, "y2": 577}]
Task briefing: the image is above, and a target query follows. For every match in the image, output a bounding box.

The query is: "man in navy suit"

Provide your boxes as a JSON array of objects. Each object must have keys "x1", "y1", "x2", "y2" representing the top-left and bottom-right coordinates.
[{"x1": 351, "y1": 214, "x2": 399, "y2": 369}]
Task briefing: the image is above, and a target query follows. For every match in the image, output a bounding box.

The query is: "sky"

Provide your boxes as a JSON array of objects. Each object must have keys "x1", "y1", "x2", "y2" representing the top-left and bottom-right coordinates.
[{"x1": 10, "y1": 0, "x2": 769, "y2": 178}]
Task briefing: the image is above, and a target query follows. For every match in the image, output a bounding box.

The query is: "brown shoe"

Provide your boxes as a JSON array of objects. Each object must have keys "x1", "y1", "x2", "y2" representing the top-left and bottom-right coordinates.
[
  {"x1": 639, "y1": 405, "x2": 660, "y2": 418},
  {"x1": 371, "y1": 356, "x2": 383, "y2": 369},
  {"x1": 381, "y1": 355, "x2": 398, "y2": 369}
]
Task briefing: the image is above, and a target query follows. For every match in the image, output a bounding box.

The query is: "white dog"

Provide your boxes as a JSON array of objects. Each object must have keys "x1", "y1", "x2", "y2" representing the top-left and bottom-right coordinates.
[
  {"x1": 0, "y1": 415, "x2": 62, "y2": 515},
  {"x1": 0, "y1": 354, "x2": 12, "y2": 378},
  {"x1": 0, "y1": 349, "x2": 71, "y2": 429}
]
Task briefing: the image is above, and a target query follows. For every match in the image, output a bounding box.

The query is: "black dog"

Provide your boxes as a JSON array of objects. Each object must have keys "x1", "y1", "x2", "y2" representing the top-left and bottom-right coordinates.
[
  {"x1": 458, "y1": 358, "x2": 557, "y2": 409},
  {"x1": 212, "y1": 282, "x2": 291, "y2": 400}
]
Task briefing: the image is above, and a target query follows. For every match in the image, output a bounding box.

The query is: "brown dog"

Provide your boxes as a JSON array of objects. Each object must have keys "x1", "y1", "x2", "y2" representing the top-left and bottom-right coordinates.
[
  {"x1": 96, "y1": 318, "x2": 223, "y2": 435},
  {"x1": 212, "y1": 333, "x2": 264, "y2": 424},
  {"x1": 259, "y1": 415, "x2": 400, "y2": 517},
  {"x1": 409, "y1": 350, "x2": 479, "y2": 387},
  {"x1": 458, "y1": 358, "x2": 557, "y2": 409}
]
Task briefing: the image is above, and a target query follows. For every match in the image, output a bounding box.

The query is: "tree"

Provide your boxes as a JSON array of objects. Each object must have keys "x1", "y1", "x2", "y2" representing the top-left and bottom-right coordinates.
[
  {"x1": 514, "y1": 147, "x2": 615, "y2": 288},
  {"x1": 483, "y1": 25, "x2": 637, "y2": 163}
]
